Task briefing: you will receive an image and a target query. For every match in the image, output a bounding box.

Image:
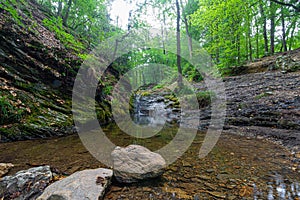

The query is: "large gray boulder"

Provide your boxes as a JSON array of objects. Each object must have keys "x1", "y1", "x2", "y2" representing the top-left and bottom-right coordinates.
[
  {"x1": 37, "y1": 168, "x2": 113, "y2": 200},
  {"x1": 111, "y1": 145, "x2": 166, "y2": 183},
  {"x1": 0, "y1": 166, "x2": 52, "y2": 200}
]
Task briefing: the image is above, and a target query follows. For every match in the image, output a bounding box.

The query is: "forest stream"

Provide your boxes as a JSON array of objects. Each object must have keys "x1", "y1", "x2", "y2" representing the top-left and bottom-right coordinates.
[
  {"x1": 0, "y1": 94, "x2": 300, "y2": 199},
  {"x1": 1, "y1": 0, "x2": 300, "y2": 199}
]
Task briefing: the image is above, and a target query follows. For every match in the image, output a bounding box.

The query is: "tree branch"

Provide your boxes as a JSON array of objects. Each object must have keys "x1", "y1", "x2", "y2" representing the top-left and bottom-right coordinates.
[{"x1": 269, "y1": 0, "x2": 300, "y2": 12}]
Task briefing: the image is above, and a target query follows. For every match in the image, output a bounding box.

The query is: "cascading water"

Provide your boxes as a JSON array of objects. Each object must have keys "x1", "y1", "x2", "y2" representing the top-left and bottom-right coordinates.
[{"x1": 132, "y1": 94, "x2": 178, "y2": 126}]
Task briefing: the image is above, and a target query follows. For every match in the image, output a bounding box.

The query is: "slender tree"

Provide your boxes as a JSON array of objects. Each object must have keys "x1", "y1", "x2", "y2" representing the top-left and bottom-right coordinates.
[
  {"x1": 259, "y1": 1, "x2": 269, "y2": 55},
  {"x1": 270, "y1": 1, "x2": 276, "y2": 55},
  {"x1": 176, "y1": 0, "x2": 183, "y2": 87},
  {"x1": 281, "y1": 6, "x2": 287, "y2": 51}
]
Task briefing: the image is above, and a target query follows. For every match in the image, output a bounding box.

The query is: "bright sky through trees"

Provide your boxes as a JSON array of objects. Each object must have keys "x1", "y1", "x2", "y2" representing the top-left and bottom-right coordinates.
[
  {"x1": 109, "y1": 0, "x2": 165, "y2": 29},
  {"x1": 110, "y1": 0, "x2": 132, "y2": 29}
]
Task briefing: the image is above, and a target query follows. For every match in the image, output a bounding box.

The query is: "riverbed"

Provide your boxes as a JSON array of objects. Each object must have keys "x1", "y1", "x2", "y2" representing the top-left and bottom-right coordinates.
[{"x1": 0, "y1": 123, "x2": 299, "y2": 199}]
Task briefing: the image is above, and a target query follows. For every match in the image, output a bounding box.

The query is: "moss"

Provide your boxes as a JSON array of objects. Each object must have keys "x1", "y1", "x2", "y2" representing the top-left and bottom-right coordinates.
[
  {"x1": 255, "y1": 92, "x2": 273, "y2": 100},
  {"x1": 140, "y1": 91, "x2": 150, "y2": 96},
  {"x1": 164, "y1": 95, "x2": 178, "y2": 103},
  {"x1": 196, "y1": 91, "x2": 215, "y2": 108},
  {"x1": 96, "y1": 101, "x2": 112, "y2": 124}
]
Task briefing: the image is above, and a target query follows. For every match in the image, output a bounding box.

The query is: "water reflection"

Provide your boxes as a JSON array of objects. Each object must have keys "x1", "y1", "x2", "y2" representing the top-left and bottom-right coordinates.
[{"x1": 253, "y1": 173, "x2": 300, "y2": 199}]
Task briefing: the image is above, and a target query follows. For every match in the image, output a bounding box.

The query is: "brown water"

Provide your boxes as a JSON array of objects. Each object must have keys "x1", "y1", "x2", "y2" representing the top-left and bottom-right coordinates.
[{"x1": 0, "y1": 124, "x2": 299, "y2": 199}]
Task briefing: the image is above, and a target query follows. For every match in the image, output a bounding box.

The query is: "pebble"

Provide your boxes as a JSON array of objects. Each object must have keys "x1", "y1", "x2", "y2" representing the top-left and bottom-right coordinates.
[
  {"x1": 204, "y1": 182, "x2": 217, "y2": 191},
  {"x1": 208, "y1": 191, "x2": 226, "y2": 199},
  {"x1": 206, "y1": 168, "x2": 215, "y2": 173},
  {"x1": 197, "y1": 175, "x2": 211, "y2": 180}
]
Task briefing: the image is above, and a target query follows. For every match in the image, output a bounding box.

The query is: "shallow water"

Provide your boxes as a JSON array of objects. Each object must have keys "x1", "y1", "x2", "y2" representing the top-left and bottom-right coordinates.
[{"x1": 0, "y1": 123, "x2": 299, "y2": 199}]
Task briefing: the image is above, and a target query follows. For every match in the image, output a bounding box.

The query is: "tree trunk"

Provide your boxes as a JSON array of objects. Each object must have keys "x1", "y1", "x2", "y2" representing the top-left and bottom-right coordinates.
[
  {"x1": 176, "y1": 0, "x2": 183, "y2": 87},
  {"x1": 57, "y1": 0, "x2": 63, "y2": 17},
  {"x1": 63, "y1": 0, "x2": 72, "y2": 27},
  {"x1": 128, "y1": 10, "x2": 132, "y2": 31},
  {"x1": 255, "y1": 16, "x2": 259, "y2": 58},
  {"x1": 161, "y1": 11, "x2": 166, "y2": 55},
  {"x1": 180, "y1": 0, "x2": 192, "y2": 58},
  {"x1": 248, "y1": 27, "x2": 253, "y2": 61},
  {"x1": 184, "y1": 17, "x2": 193, "y2": 58},
  {"x1": 259, "y1": 2, "x2": 268, "y2": 55},
  {"x1": 270, "y1": 1, "x2": 276, "y2": 55},
  {"x1": 142, "y1": 71, "x2": 146, "y2": 85},
  {"x1": 247, "y1": 12, "x2": 253, "y2": 61},
  {"x1": 237, "y1": 34, "x2": 241, "y2": 64},
  {"x1": 288, "y1": 20, "x2": 296, "y2": 50},
  {"x1": 281, "y1": 7, "x2": 287, "y2": 51}
]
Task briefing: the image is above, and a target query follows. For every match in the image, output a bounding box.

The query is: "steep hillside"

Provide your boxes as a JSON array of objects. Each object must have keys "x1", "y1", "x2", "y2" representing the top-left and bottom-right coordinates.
[{"x1": 0, "y1": 0, "x2": 112, "y2": 141}]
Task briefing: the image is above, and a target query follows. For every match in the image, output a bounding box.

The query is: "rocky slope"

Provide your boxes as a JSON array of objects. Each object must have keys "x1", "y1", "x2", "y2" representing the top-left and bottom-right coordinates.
[
  {"x1": 223, "y1": 70, "x2": 300, "y2": 151},
  {"x1": 193, "y1": 64, "x2": 300, "y2": 154},
  {"x1": 0, "y1": 0, "x2": 113, "y2": 142}
]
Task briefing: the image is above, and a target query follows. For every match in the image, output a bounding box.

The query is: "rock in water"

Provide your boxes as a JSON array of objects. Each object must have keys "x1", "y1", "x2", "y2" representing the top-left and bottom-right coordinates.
[
  {"x1": 111, "y1": 145, "x2": 166, "y2": 183},
  {"x1": 0, "y1": 163, "x2": 14, "y2": 178},
  {"x1": 0, "y1": 166, "x2": 52, "y2": 199},
  {"x1": 37, "y1": 168, "x2": 113, "y2": 200}
]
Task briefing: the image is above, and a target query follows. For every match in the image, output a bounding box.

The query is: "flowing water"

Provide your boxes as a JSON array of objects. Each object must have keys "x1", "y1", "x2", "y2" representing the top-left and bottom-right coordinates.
[{"x1": 0, "y1": 94, "x2": 299, "y2": 199}]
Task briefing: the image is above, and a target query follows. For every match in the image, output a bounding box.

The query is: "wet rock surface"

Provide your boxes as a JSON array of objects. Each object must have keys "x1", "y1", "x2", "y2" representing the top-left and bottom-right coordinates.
[
  {"x1": 111, "y1": 145, "x2": 166, "y2": 183},
  {"x1": 37, "y1": 168, "x2": 113, "y2": 200},
  {"x1": 0, "y1": 166, "x2": 52, "y2": 200}
]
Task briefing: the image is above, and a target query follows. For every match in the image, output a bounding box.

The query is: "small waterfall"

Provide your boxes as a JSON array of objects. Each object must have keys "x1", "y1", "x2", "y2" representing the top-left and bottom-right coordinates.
[
  {"x1": 132, "y1": 94, "x2": 175, "y2": 126},
  {"x1": 134, "y1": 94, "x2": 141, "y2": 116}
]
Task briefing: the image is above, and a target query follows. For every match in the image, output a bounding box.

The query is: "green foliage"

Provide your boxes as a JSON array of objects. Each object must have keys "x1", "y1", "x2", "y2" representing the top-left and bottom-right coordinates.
[
  {"x1": 196, "y1": 91, "x2": 215, "y2": 107},
  {"x1": 182, "y1": 63, "x2": 203, "y2": 82},
  {"x1": 0, "y1": 0, "x2": 24, "y2": 25},
  {"x1": 189, "y1": 0, "x2": 300, "y2": 75},
  {"x1": 103, "y1": 85, "x2": 113, "y2": 95},
  {"x1": 36, "y1": 0, "x2": 113, "y2": 46},
  {"x1": 43, "y1": 17, "x2": 85, "y2": 52},
  {"x1": 153, "y1": 84, "x2": 163, "y2": 90}
]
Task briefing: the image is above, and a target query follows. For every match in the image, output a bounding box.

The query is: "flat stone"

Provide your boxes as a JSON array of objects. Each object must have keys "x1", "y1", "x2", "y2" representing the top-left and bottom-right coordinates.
[
  {"x1": 0, "y1": 166, "x2": 52, "y2": 200},
  {"x1": 208, "y1": 191, "x2": 226, "y2": 199},
  {"x1": 0, "y1": 163, "x2": 14, "y2": 178},
  {"x1": 204, "y1": 182, "x2": 217, "y2": 191},
  {"x1": 111, "y1": 145, "x2": 166, "y2": 183},
  {"x1": 37, "y1": 168, "x2": 113, "y2": 200},
  {"x1": 197, "y1": 175, "x2": 211, "y2": 180}
]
